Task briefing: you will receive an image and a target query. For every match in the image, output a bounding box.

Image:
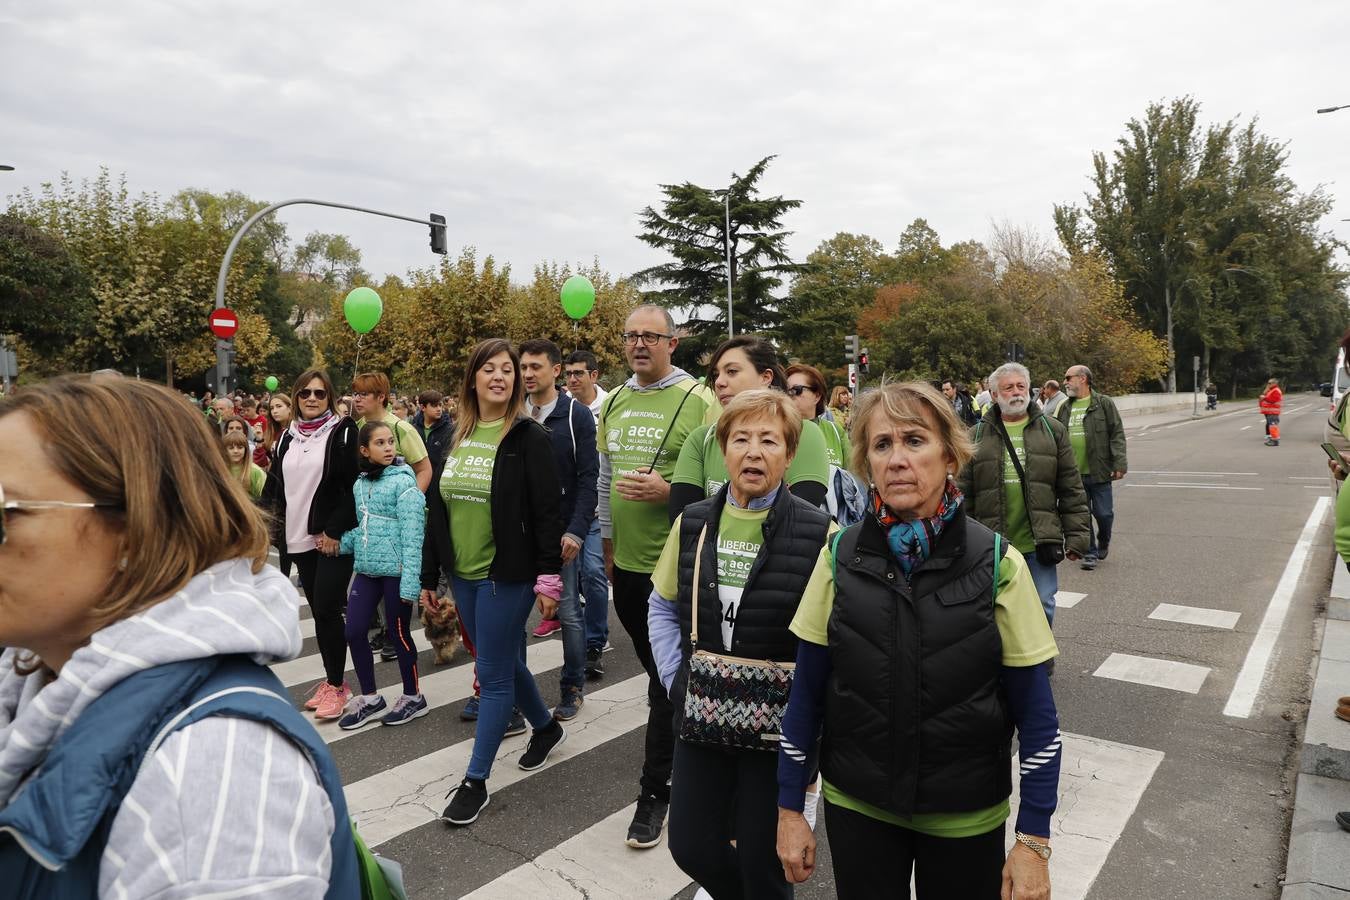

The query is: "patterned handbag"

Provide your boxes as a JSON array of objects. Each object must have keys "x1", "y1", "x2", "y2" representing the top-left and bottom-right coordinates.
[{"x1": 678, "y1": 524, "x2": 795, "y2": 752}]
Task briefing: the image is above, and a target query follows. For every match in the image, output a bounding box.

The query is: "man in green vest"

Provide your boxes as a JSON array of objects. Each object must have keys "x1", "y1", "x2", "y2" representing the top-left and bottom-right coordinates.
[
  {"x1": 1056, "y1": 365, "x2": 1127, "y2": 570},
  {"x1": 598, "y1": 304, "x2": 718, "y2": 850},
  {"x1": 959, "y1": 362, "x2": 1089, "y2": 626}
]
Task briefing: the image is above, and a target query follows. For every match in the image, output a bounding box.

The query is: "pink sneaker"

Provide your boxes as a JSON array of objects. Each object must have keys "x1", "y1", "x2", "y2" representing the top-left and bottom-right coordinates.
[
  {"x1": 532, "y1": 617, "x2": 562, "y2": 638},
  {"x1": 303, "y1": 681, "x2": 332, "y2": 711},
  {"x1": 314, "y1": 683, "x2": 351, "y2": 720}
]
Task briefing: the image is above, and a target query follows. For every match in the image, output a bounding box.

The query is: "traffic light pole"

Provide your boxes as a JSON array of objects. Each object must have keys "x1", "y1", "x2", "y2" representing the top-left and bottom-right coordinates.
[{"x1": 212, "y1": 198, "x2": 448, "y2": 394}]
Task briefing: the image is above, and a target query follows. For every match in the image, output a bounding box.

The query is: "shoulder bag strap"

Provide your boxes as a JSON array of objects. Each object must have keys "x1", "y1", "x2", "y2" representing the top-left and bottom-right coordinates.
[
  {"x1": 992, "y1": 532, "x2": 1002, "y2": 604},
  {"x1": 689, "y1": 523, "x2": 709, "y2": 651},
  {"x1": 648, "y1": 384, "x2": 696, "y2": 471}
]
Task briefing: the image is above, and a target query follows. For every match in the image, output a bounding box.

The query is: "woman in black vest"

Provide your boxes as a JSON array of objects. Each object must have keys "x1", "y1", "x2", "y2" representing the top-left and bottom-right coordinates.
[
  {"x1": 649, "y1": 390, "x2": 831, "y2": 898},
  {"x1": 776, "y1": 381, "x2": 1062, "y2": 900}
]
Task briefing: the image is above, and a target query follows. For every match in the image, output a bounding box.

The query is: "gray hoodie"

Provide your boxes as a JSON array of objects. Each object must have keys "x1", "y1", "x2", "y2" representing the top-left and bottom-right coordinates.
[{"x1": 0, "y1": 559, "x2": 333, "y2": 899}]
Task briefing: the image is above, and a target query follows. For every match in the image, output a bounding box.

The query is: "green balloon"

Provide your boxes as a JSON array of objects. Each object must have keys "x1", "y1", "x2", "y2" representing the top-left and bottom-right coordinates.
[
  {"x1": 560, "y1": 275, "x2": 596, "y2": 320},
  {"x1": 344, "y1": 287, "x2": 383, "y2": 334},
  {"x1": 265, "y1": 375, "x2": 279, "y2": 391}
]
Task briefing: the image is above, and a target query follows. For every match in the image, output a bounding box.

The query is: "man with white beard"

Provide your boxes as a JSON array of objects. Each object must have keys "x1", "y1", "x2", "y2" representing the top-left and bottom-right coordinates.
[{"x1": 958, "y1": 362, "x2": 1090, "y2": 629}]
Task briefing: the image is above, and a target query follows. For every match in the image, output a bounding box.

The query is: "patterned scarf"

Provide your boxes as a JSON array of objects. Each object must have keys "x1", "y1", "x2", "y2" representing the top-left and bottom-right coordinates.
[
  {"x1": 294, "y1": 409, "x2": 334, "y2": 436},
  {"x1": 871, "y1": 481, "x2": 963, "y2": 576}
]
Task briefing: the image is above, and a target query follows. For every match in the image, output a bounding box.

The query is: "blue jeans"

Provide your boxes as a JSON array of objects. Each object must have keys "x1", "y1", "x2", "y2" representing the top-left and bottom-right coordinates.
[
  {"x1": 1023, "y1": 554, "x2": 1059, "y2": 627},
  {"x1": 558, "y1": 553, "x2": 587, "y2": 691},
  {"x1": 580, "y1": 520, "x2": 610, "y2": 651},
  {"x1": 451, "y1": 576, "x2": 553, "y2": 781},
  {"x1": 1081, "y1": 477, "x2": 1115, "y2": 557}
]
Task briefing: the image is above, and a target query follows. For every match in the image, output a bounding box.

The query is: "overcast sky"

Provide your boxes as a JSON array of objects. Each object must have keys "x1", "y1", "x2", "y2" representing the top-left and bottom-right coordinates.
[{"x1": 3, "y1": 1, "x2": 1347, "y2": 290}]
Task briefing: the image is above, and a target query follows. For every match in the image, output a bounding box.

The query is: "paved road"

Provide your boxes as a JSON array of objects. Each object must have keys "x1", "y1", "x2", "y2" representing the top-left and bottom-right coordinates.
[{"x1": 272, "y1": 393, "x2": 1334, "y2": 898}]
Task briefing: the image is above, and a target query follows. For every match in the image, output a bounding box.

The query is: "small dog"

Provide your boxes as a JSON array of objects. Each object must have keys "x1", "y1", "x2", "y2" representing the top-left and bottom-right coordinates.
[{"x1": 421, "y1": 594, "x2": 462, "y2": 665}]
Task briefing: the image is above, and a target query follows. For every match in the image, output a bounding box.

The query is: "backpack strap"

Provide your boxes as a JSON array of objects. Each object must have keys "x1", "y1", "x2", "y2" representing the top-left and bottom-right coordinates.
[
  {"x1": 992, "y1": 533, "x2": 1003, "y2": 603},
  {"x1": 830, "y1": 528, "x2": 847, "y2": 584}
]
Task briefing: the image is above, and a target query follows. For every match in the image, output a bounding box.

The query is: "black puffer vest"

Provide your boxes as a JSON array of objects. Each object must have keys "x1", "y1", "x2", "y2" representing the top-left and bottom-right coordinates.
[
  {"x1": 823, "y1": 505, "x2": 1011, "y2": 817},
  {"x1": 670, "y1": 486, "x2": 830, "y2": 722}
]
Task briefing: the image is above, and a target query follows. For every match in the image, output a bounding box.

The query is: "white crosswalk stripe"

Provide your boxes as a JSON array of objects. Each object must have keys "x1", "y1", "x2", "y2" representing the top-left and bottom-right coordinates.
[{"x1": 265, "y1": 612, "x2": 1163, "y2": 898}]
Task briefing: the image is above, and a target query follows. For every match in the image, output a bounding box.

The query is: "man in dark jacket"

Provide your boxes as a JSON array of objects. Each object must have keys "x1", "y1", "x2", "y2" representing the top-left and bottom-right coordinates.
[
  {"x1": 960, "y1": 363, "x2": 1089, "y2": 625},
  {"x1": 1057, "y1": 365, "x2": 1128, "y2": 570},
  {"x1": 520, "y1": 339, "x2": 598, "y2": 721},
  {"x1": 413, "y1": 390, "x2": 454, "y2": 466}
]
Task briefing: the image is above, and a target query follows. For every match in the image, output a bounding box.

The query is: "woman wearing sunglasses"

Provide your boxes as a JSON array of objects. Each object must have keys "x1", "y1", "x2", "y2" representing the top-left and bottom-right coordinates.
[
  {"x1": 272, "y1": 368, "x2": 361, "y2": 721},
  {"x1": 670, "y1": 336, "x2": 830, "y2": 518},
  {"x1": 0, "y1": 377, "x2": 358, "y2": 896}
]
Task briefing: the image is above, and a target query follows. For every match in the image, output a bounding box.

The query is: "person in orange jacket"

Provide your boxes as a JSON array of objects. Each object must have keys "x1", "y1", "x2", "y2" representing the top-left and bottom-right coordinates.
[{"x1": 1259, "y1": 378, "x2": 1283, "y2": 446}]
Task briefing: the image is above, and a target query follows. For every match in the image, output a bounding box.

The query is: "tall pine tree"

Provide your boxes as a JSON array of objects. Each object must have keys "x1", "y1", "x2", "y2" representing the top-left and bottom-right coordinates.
[{"x1": 632, "y1": 156, "x2": 802, "y2": 368}]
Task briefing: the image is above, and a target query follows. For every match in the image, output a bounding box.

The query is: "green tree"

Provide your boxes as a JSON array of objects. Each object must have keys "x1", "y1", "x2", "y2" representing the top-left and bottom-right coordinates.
[
  {"x1": 503, "y1": 261, "x2": 640, "y2": 381},
  {"x1": 778, "y1": 232, "x2": 890, "y2": 373},
  {"x1": 0, "y1": 214, "x2": 94, "y2": 359},
  {"x1": 633, "y1": 156, "x2": 803, "y2": 367}
]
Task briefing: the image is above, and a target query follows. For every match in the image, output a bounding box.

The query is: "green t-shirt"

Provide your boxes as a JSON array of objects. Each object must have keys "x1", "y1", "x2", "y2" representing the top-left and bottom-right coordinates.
[
  {"x1": 599, "y1": 379, "x2": 720, "y2": 573},
  {"x1": 230, "y1": 463, "x2": 267, "y2": 500},
  {"x1": 1000, "y1": 419, "x2": 1036, "y2": 554},
  {"x1": 790, "y1": 537, "x2": 1057, "y2": 838},
  {"x1": 672, "y1": 420, "x2": 831, "y2": 499},
  {"x1": 1066, "y1": 400, "x2": 1089, "y2": 476},
  {"x1": 651, "y1": 506, "x2": 773, "y2": 649},
  {"x1": 439, "y1": 418, "x2": 505, "y2": 580},
  {"x1": 357, "y1": 415, "x2": 429, "y2": 466},
  {"x1": 816, "y1": 417, "x2": 852, "y2": 469}
]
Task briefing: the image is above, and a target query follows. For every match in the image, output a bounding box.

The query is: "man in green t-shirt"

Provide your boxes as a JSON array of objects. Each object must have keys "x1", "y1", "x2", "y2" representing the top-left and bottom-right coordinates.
[
  {"x1": 958, "y1": 363, "x2": 1089, "y2": 627},
  {"x1": 1056, "y1": 365, "x2": 1127, "y2": 570},
  {"x1": 597, "y1": 304, "x2": 718, "y2": 850},
  {"x1": 352, "y1": 372, "x2": 431, "y2": 492}
]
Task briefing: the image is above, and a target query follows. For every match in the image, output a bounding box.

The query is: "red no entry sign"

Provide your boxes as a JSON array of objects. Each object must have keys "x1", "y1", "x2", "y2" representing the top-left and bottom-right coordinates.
[{"x1": 209, "y1": 308, "x2": 239, "y2": 339}]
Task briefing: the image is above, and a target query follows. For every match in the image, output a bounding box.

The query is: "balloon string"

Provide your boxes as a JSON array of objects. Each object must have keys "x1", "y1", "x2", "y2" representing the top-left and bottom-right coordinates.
[{"x1": 354, "y1": 334, "x2": 365, "y2": 375}]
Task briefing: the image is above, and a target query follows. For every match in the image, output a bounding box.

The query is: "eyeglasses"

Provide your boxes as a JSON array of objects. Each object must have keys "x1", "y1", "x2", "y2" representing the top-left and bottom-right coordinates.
[
  {"x1": 621, "y1": 331, "x2": 674, "y2": 347},
  {"x1": 787, "y1": 385, "x2": 816, "y2": 397},
  {"x1": 564, "y1": 370, "x2": 592, "y2": 379},
  {"x1": 297, "y1": 388, "x2": 328, "y2": 400},
  {"x1": 0, "y1": 483, "x2": 120, "y2": 546},
  {"x1": 350, "y1": 390, "x2": 372, "y2": 399}
]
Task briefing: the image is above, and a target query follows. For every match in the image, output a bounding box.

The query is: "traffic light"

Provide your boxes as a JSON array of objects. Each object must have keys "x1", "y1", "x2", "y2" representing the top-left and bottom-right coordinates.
[
  {"x1": 844, "y1": 334, "x2": 860, "y2": 364},
  {"x1": 859, "y1": 349, "x2": 870, "y2": 375},
  {"x1": 429, "y1": 213, "x2": 448, "y2": 255}
]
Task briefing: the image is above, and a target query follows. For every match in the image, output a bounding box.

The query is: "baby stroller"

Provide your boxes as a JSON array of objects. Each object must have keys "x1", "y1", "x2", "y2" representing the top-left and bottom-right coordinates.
[{"x1": 1205, "y1": 383, "x2": 1218, "y2": 411}]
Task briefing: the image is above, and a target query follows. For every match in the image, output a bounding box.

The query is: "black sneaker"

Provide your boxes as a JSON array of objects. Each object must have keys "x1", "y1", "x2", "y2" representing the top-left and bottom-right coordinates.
[
  {"x1": 518, "y1": 721, "x2": 566, "y2": 770},
  {"x1": 584, "y1": 648, "x2": 605, "y2": 680},
  {"x1": 503, "y1": 708, "x2": 527, "y2": 737},
  {"x1": 1097, "y1": 542, "x2": 1110, "y2": 561},
  {"x1": 1337, "y1": 811, "x2": 1350, "y2": 833},
  {"x1": 441, "y1": 777, "x2": 489, "y2": 826},
  {"x1": 1080, "y1": 555, "x2": 1098, "y2": 571},
  {"x1": 379, "y1": 636, "x2": 398, "y2": 661},
  {"x1": 625, "y1": 794, "x2": 669, "y2": 848}
]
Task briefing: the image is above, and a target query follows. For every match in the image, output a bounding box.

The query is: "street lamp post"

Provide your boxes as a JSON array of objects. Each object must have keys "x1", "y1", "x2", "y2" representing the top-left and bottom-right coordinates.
[
  {"x1": 1317, "y1": 105, "x2": 1350, "y2": 114},
  {"x1": 720, "y1": 184, "x2": 734, "y2": 338},
  {"x1": 212, "y1": 198, "x2": 446, "y2": 393}
]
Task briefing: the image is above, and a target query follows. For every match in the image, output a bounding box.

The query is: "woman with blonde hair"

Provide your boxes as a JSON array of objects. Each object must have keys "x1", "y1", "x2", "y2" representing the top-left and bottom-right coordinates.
[
  {"x1": 220, "y1": 430, "x2": 270, "y2": 500},
  {"x1": 827, "y1": 385, "x2": 853, "y2": 427},
  {"x1": 0, "y1": 376, "x2": 358, "y2": 896}
]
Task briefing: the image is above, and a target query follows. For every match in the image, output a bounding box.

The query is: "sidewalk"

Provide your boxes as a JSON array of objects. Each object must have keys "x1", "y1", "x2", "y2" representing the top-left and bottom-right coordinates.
[{"x1": 1284, "y1": 561, "x2": 1350, "y2": 898}]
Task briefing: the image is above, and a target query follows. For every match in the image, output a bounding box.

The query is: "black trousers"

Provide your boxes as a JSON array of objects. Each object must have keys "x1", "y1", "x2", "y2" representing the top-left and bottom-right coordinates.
[
  {"x1": 825, "y1": 801, "x2": 1005, "y2": 900},
  {"x1": 291, "y1": 549, "x2": 355, "y2": 687},
  {"x1": 668, "y1": 739, "x2": 791, "y2": 900},
  {"x1": 612, "y1": 565, "x2": 674, "y2": 802}
]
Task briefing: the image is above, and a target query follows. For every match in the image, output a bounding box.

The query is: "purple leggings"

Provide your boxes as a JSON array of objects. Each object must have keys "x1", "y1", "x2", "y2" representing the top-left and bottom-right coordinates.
[{"x1": 344, "y1": 574, "x2": 419, "y2": 697}]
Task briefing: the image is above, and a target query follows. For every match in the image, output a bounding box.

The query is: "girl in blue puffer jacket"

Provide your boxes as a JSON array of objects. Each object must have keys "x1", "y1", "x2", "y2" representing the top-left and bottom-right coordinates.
[{"x1": 338, "y1": 421, "x2": 429, "y2": 729}]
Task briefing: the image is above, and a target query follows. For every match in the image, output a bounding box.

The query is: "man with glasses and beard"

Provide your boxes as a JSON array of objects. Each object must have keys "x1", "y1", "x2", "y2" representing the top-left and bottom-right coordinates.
[
  {"x1": 959, "y1": 363, "x2": 1089, "y2": 630},
  {"x1": 597, "y1": 306, "x2": 718, "y2": 849}
]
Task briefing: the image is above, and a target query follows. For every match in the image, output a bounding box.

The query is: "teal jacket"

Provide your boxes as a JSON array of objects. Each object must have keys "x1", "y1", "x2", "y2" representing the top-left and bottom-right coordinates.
[
  {"x1": 1055, "y1": 390, "x2": 1128, "y2": 481},
  {"x1": 340, "y1": 462, "x2": 426, "y2": 599}
]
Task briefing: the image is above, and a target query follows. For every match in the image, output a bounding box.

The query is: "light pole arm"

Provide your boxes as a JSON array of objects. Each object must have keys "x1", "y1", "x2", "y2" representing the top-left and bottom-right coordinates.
[{"x1": 1316, "y1": 104, "x2": 1350, "y2": 114}]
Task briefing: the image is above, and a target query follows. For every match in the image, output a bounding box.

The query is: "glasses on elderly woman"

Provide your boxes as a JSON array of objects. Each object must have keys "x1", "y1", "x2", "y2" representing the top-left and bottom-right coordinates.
[{"x1": 0, "y1": 483, "x2": 120, "y2": 546}]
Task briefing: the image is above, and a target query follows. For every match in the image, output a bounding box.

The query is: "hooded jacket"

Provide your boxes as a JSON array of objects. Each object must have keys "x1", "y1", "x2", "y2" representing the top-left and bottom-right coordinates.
[
  {"x1": 1055, "y1": 390, "x2": 1128, "y2": 481},
  {"x1": 0, "y1": 560, "x2": 343, "y2": 898},
  {"x1": 960, "y1": 401, "x2": 1090, "y2": 557},
  {"x1": 340, "y1": 461, "x2": 427, "y2": 599}
]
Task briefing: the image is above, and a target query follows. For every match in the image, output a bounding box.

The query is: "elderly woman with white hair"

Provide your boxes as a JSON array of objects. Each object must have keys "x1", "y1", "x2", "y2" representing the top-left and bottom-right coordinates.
[{"x1": 776, "y1": 381, "x2": 1062, "y2": 900}]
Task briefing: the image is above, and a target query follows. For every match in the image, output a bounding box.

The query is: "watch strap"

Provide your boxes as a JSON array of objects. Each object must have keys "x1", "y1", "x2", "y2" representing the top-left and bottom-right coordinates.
[{"x1": 1015, "y1": 832, "x2": 1052, "y2": 860}]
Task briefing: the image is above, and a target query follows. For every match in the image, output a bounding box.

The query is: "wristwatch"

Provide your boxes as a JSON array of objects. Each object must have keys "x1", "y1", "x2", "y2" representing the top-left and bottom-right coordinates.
[{"x1": 1015, "y1": 832, "x2": 1052, "y2": 860}]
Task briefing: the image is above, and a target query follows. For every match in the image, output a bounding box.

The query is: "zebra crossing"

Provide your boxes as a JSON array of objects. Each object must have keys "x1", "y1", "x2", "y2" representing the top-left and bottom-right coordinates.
[{"x1": 267, "y1": 575, "x2": 1170, "y2": 899}]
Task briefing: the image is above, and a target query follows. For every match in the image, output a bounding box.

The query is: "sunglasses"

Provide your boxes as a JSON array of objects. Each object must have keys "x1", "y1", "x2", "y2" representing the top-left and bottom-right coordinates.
[
  {"x1": 0, "y1": 483, "x2": 120, "y2": 546},
  {"x1": 297, "y1": 388, "x2": 328, "y2": 400},
  {"x1": 787, "y1": 385, "x2": 816, "y2": 397}
]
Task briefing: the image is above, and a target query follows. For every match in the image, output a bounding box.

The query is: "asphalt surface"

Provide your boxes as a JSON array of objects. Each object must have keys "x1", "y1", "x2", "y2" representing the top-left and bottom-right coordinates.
[{"x1": 275, "y1": 393, "x2": 1335, "y2": 898}]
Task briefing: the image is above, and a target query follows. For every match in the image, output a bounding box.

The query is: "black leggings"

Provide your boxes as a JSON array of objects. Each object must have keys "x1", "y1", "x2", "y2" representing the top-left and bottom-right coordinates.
[
  {"x1": 824, "y1": 801, "x2": 1005, "y2": 900},
  {"x1": 291, "y1": 549, "x2": 355, "y2": 687},
  {"x1": 668, "y1": 739, "x2": 790, "y2": 899}
]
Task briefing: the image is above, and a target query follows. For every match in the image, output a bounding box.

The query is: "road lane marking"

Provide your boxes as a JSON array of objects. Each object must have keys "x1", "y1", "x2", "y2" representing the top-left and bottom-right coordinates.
[
  {"x1": 319, "y1": 642, "x2": 564, "y2": 745},
  {"x1": 1094, "y1": 653, "x2": 1210, "y2": 694},
  {"x1": 1056, "y1": 591, "x2": 1087, "y2": 609},
  {"x1": 1224, "y1": 496, "x2": 1331, "y2": 718},
  {"x1": 347, "y1": 673, "x2": 650, "y2": 847},
  {"x1": 1128, "y1": 484, "x2": 1262, "y2": 491},
  {"x1": 1240, "y1": 425, "x2": 1254, "y2": 431},
  {"x1": 1131, "y1": 471, "x2": 1257, "y2": 476},
  {"x1": 1148, "y1": 603, "x2": 1240, "y2": 630},
  {"x1": 466, "y1": 731, "x2": 1166, "y2": 900}
]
